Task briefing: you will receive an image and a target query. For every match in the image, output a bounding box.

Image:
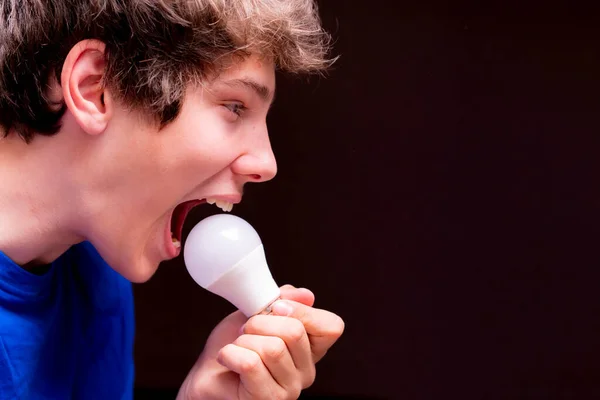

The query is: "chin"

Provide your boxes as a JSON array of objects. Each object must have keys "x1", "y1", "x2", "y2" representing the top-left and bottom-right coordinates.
[
  {"x1": 112, "y1": 256, "x2": 161, "y2": 283},
  {"x1": 126, "y1": 270, "x2": 158, "y2": 284}
]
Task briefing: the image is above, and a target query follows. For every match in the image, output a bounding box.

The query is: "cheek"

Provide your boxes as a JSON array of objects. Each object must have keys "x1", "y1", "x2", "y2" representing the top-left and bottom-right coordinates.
[
  {"x1": 175, "y1": 152, "x2": 237, "y2": 189},
  {"x1": 155, "y1": 111, "x2": 242, "y2": 189},
  {"x1": 177, "y1": 138, "x2": 240, "y2": 177}
]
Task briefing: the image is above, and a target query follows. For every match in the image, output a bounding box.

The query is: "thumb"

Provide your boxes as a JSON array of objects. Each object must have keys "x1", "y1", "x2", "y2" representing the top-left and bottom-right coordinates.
[
  {"x1": 201, "y1": 285, "x2": 314, "y2": 359},
  {"x1": 279, "y1": 284, "x2": 315, "y2": 307},
  {"x1": 269, "y1": 299, "x2": 345, "y2": 363}
]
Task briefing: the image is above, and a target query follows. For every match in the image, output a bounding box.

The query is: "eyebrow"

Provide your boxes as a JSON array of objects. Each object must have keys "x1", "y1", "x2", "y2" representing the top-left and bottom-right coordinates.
[{"x1": 221, "y1": 78, "x2": 275, "y2": 106}]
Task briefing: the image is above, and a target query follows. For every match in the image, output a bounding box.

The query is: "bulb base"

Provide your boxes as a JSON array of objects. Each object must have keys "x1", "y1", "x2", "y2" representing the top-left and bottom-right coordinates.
[{"x1": 207, "y1": 244, "x2": 281, "y2": 317}]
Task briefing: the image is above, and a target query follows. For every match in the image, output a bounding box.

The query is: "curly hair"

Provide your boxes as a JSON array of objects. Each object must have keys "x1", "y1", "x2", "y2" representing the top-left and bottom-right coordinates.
[{"x1": 0, "y1": 0, "x2": 335, "y2": 142}]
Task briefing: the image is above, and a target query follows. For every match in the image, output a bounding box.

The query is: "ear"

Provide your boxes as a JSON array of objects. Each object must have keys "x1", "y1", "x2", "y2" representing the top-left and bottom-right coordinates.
[{"x1": 61, "y1": 39, "x2": 113, "y2": 136}]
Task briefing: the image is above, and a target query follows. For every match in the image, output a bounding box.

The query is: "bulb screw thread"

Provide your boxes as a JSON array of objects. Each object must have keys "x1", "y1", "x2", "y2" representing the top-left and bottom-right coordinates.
[{"x1": 258, "y1": 297, "x2": 281, "y2": 315}]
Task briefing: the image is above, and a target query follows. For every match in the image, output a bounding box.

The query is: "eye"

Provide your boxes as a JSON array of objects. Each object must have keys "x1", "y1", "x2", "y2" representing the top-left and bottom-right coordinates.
[{"x1": 223, "y1": 102, "x2": 246, "y2": 118}]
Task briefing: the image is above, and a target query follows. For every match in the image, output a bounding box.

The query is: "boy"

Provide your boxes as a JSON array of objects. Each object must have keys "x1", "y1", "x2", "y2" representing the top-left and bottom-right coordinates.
[{"x1": 0, "y1": 0, "x2": 344, "y2": 399}]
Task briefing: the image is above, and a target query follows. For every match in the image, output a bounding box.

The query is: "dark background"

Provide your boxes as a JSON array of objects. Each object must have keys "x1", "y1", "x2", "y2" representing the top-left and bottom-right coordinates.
[{"x1": 134, "y1": 1, "x2": 600, "y2": 399}]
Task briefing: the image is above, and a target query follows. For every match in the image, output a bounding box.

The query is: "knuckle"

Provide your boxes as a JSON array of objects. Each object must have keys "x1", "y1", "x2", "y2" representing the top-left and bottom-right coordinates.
[
  {"x1": 239, "y1": 351, "x2": 262, "y2": 374},
  {"x1": 274, "y1": 392, "x2": 288, "y2": 400},
  {"x1": 264, "y1": 337, "x2": 287, "y2": 362},
  {"x1": 276, "y1": 385, "x2": 301, "y2": 400},
  {"x1": 243, "y1": 316, "x2": 259, "y2": 333},
  {"x1": 286, "y1": 319, "x2": 306, "y2": 343},
  {"x1": 303, "y1": 365, "x2": 316, "y2": 389},
  {"x1": 233, "y1": 335, "x2": 245, "y2": 347},
  {"x1": 243, "y1": 315, "x2": 269, "y2": 334},
  {"x1": 274, "y1": 390, "x2": 287, "y2": 400},
  {"x1": 218, "y1": 344, "x2": 234, "y2": 360},
  {"x1": 288, "y1": 382, "x2": 302, "y2": 400}
]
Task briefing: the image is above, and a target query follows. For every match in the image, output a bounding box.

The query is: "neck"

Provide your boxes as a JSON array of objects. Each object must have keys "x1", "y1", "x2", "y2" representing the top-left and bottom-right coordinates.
[{"x1": 0, "y1": 131, "x2": 84, "y2": 267}]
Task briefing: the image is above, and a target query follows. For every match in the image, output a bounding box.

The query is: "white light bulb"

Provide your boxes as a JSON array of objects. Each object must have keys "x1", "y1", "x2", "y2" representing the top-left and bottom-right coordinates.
[{"x1": 183, "y1": 214, "x2": 280, "y2": 317}]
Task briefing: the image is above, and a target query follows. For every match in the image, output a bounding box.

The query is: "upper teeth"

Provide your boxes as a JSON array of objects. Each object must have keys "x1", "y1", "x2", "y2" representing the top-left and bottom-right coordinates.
[{"x1": 206, "y1": 198, "x2": 234, "y2": 212}]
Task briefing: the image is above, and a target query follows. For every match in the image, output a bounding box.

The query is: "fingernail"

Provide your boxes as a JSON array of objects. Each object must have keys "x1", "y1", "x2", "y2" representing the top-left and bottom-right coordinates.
[{"x1": 272, "y1": 301, "x2": 293, "y2": 316}]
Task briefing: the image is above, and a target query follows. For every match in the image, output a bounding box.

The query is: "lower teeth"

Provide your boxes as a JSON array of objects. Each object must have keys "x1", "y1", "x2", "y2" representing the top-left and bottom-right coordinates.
[{"x1": 171, "y1": 234, "x2": 181, "y2": 248}]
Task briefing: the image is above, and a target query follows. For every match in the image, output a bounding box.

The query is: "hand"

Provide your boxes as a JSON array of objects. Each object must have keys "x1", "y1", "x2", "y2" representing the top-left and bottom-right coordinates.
[{"x1": 176, "y1": 285, "x2": 345, "y2": 400}]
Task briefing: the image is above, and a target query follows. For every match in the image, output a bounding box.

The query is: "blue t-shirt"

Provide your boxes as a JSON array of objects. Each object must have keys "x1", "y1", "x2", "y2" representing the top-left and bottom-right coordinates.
[{"x1": 0, "y1": 242, "x2": 134, "y2": 399}]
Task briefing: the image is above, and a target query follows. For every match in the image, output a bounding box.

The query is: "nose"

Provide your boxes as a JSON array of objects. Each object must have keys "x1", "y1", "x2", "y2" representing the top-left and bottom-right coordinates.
[{"x1": 231, "y1": 133, "x2": 278, "y2": 183}]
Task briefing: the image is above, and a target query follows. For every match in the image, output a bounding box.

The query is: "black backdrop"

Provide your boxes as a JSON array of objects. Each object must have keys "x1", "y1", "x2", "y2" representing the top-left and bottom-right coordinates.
[{"x1": 133, "y1": 2, "x2": 600, "y2": 399}]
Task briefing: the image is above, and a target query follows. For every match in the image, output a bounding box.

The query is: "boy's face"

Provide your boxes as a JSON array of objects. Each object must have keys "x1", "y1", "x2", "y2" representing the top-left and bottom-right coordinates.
[{"x1": 82, "y1": 55, "x2": 277, "y2": 282}]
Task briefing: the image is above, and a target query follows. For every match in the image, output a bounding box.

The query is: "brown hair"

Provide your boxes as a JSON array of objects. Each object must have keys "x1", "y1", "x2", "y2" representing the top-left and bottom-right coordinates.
[{"x1": 0, "y1": 0, "x2": 335, "y2": 142}]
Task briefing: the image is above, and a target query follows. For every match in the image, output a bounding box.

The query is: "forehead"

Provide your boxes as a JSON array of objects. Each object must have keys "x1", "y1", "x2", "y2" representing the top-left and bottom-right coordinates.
[
  {"x1": 216, "y1": 54, "x2": 274, "y2": 83},
  {"x1": 209, "y1": 54, "x2": 276, "y2": 103}
]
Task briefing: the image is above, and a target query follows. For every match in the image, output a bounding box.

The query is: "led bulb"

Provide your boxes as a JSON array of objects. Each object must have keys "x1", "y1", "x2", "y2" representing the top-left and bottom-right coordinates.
[{"x1": 183, "y1": 214, "x2": 280, "y2": 317}]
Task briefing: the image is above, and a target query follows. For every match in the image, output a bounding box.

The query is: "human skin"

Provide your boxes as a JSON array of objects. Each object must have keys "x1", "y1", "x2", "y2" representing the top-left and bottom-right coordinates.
[{"x1": 0, "y1": 39, "x2": 344, "y2": 400}]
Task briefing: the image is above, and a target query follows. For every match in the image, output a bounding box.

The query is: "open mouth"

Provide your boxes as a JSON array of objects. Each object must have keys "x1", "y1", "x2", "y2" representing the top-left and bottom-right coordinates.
[
  {"x1": 170, "y1": 200, "x2": 205, "y2": 245},
  {"x1": 169, "y1": 198, "x2": 236, "y2": 245}
]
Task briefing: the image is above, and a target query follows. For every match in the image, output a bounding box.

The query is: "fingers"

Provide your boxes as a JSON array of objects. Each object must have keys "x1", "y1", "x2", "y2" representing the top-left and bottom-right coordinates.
[
  {"x1": 212, "y1": 285, "x2": 342, "y2": 400},
  {"x1": 270, "y1": 299, "x2": 345, "y2": 363},
  {"x1": 234, "y1": 334, "x2": 302, "y2": 397},
  {"x1": 279, "y1": 284, "x2": 315, "y2": 307},
  {"x1": 217, "y1": 343, "x2": 280, "y2": 399},
  {"x1": 201, "y1": 310, "x2": 247, "y2": 359},
  {"x1": 243, "y1": 315, "x2": 315, "y2": 388}
]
